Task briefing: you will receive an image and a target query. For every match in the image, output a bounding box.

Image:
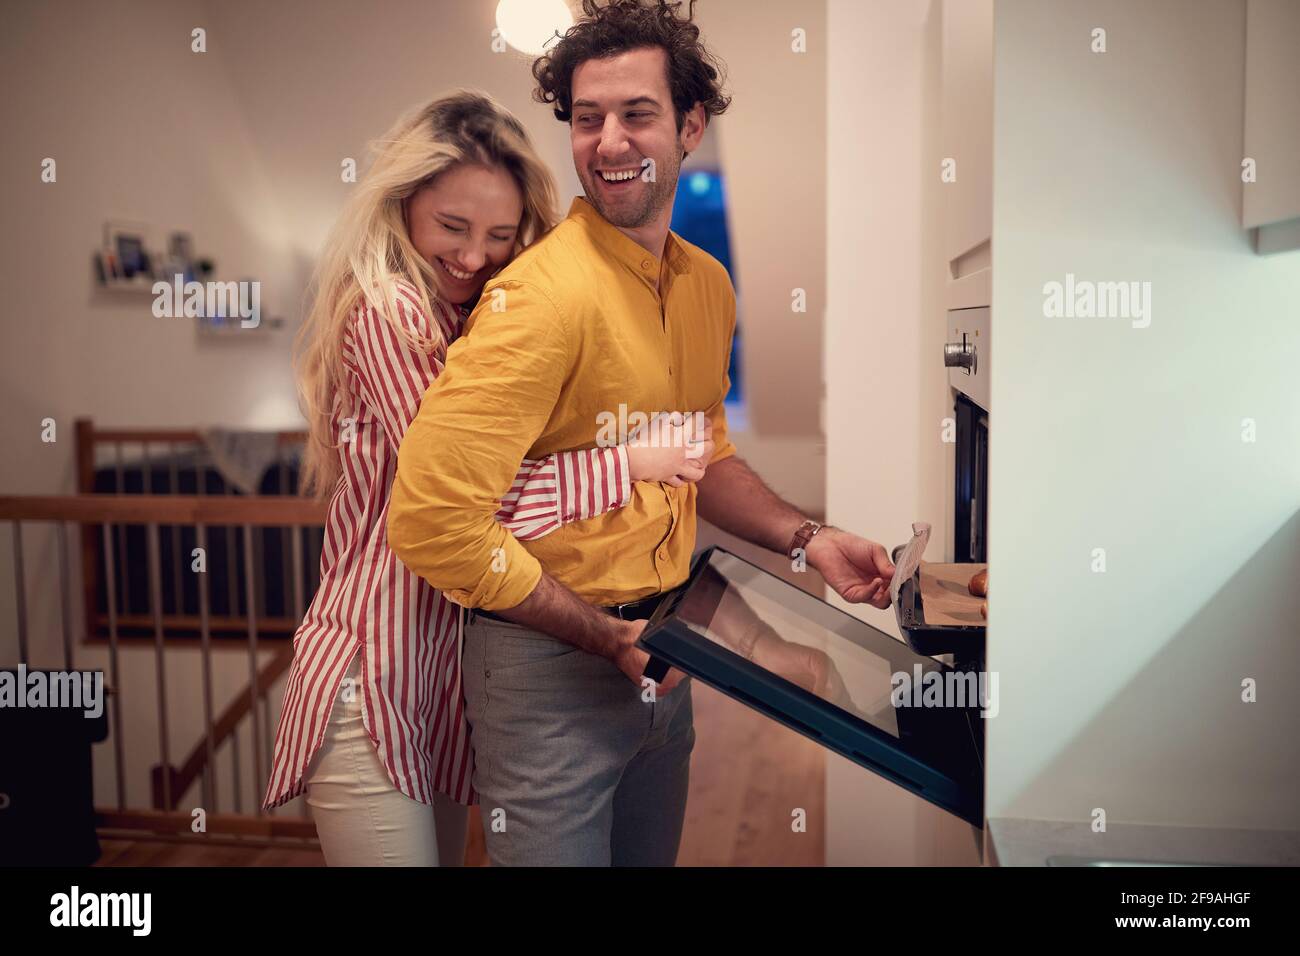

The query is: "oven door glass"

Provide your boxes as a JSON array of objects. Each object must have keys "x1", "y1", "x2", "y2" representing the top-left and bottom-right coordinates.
[{"x1": 639, "y1": 547, "x2": 986, "y2": 826}]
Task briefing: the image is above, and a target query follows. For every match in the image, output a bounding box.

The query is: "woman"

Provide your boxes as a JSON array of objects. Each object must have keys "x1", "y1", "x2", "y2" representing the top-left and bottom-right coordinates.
[{"x1": 263, "y1": 90, "x2": 711, "y2": 866}]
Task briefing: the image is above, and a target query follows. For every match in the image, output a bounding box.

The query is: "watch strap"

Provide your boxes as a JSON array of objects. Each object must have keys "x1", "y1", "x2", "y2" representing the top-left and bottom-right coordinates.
[{"x1": 788, "y1": 519, "x2": 824, "y2": 559}]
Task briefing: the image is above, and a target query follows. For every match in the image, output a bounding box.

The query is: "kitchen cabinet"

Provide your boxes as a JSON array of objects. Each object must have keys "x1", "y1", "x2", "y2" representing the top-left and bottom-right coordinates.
[
  {"x1": 1243, "y1": 0, "x2": 1300, "y2": 253},
  {"x1": 941, "y1": 0, "x2": 993, "y2": 308}
]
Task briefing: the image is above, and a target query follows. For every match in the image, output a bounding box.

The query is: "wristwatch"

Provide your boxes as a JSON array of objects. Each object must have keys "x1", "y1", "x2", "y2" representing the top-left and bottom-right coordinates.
[{"x1": 787, "y1": 519, "x2": 825, "y2": 560}]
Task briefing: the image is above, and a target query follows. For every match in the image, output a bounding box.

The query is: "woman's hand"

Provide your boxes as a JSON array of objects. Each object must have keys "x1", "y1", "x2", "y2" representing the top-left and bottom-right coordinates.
[{"x1": 626, "y1": 412, "x2": 715, "y2": 487}]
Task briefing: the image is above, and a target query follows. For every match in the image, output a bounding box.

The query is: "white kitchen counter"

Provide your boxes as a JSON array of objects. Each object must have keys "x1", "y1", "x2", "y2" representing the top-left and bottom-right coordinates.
[{"x1": 988, "y1": 817, "x2": 1300, "y2": 867}]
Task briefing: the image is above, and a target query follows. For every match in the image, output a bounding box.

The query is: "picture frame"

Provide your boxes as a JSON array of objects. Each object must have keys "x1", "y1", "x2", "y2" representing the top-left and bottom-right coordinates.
[{"x1": 100, "y1": 220, "x2": 154, "y2": 285}]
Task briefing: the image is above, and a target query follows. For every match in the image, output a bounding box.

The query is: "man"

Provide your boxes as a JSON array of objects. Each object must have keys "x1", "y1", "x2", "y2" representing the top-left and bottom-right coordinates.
[{"x1": 389, "y1": 0, "x2": 895, "y2": 866}]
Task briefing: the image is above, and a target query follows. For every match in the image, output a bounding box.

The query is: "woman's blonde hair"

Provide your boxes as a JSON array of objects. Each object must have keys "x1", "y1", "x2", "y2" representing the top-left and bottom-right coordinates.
[{"x1": 295, "y1": 89, "x2": 558, "y2": 497}]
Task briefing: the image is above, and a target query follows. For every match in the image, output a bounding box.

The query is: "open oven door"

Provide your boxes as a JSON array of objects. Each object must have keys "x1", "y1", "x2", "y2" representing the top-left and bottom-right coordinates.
[{"x1": 638, "y1": 546, "x2": 986, "y2": 827}]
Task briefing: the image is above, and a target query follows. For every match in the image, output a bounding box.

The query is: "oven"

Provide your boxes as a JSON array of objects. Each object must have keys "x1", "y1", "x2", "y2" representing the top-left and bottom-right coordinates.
[{"x1": 891, "y1": 306, "x2": 991, "y2": 671}]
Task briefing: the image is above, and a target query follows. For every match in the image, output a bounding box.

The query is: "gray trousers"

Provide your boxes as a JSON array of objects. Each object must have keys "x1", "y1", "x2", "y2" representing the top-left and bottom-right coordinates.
[{"x1": 461, "y1": 614, "x2": 695, "y2": 866}]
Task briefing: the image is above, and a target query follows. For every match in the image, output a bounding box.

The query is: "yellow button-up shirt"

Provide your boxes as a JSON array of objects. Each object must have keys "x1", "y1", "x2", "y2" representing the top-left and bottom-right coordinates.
[{"x1": 389, "y1": 196, "x2": 737, "y2": 610}]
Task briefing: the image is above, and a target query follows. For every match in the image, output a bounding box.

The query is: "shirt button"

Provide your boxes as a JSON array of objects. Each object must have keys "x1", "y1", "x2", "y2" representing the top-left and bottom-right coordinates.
[{"x1": 641, "y1": 259, "x2": 653, "y2": 270}]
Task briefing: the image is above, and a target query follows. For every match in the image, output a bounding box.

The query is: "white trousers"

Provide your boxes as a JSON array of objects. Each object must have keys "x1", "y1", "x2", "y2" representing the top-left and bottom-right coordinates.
[{"x1": 304, "y1": 658, "x2": 468, "y2": 866}]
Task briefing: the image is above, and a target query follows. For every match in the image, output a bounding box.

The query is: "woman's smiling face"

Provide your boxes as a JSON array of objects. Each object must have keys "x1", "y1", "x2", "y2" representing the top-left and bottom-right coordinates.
[{"x1": 406, "y1": 163, "x2": 523, "y2": 305}]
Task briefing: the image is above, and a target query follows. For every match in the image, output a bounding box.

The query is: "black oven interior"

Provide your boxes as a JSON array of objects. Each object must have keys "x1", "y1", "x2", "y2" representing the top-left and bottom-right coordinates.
[{"x1": 954, "y1": 392, "x2": 988, "y2": 564}]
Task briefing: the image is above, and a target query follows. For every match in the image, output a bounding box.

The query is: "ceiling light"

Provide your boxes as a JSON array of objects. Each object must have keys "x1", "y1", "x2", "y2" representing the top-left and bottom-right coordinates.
[{"x1": 495, "y1": 0, "x2": 574, "y2": 56}]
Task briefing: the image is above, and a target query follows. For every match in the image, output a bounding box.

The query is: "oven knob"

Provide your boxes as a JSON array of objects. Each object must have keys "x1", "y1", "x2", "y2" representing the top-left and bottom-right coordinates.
[{"x1": 943, "y1": 340, "x2": 977, "y2": 374}]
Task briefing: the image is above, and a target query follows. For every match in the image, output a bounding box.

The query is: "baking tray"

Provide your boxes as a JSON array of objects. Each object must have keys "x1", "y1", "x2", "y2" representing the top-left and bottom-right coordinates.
[{"x1": 892, "y1": 543, "x2": 987, "y2": 664}]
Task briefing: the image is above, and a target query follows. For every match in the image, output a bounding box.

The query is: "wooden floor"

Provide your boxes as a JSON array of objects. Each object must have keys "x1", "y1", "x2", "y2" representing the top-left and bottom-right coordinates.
[
  {"x1": 676, "y1": 520, "x2": 826, "y2": 866},
  {"x1": 97, "y1": 838, "x2": 326, "y2": 867},
  {"x1": 98, "y1": 526, "x2": 826, "y2": 867},
  {"x1": 677, "y1": 682, "x2": 824, "y2": 866}
]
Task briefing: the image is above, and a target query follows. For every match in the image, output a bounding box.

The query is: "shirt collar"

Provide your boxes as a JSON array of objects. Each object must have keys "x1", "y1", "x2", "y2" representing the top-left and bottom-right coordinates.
[{"x1": 566, "y1": 196, "x2": 693, "y2": 286}]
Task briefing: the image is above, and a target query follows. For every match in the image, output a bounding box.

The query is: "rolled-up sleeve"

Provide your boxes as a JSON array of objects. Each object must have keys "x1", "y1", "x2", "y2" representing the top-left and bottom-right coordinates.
[{"x1": 388, "y1": 280, "x2": 573, "y2": 610}]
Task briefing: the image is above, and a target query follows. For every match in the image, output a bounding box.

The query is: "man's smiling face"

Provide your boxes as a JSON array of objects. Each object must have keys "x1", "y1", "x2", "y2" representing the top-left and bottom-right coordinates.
[{"x1": 570, "y1": 46, "x2": 702, "y2": 230}]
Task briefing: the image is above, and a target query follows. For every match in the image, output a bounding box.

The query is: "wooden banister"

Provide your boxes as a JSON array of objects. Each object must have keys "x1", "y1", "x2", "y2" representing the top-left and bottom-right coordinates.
[
  {"x1": 73, "y1": 417, "x2": 306, "y2": 448},
  {"x1": 69, "y1": 418, "x2": 316, "y2": 647},
  {"x1": 0, "y1": 494, "x2": 326, "y2": 526},
  {"x1": 5, "y1": 492, "x2": 326, "y2": 815},
  {"x1": 75, "y1": 419, "x2": 99, "y2": 647},
  {"x1": 153, "y1": 642, "x2": 297, "y2": 811},
  {"x1": 87, "y1": 428, "x2": 306, "y2": 445}
]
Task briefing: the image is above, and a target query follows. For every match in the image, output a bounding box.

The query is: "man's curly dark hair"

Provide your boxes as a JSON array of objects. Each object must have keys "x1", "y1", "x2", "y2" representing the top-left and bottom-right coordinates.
[{"x1": 532, "y1": 0, "x2": 731, "y2": 130}]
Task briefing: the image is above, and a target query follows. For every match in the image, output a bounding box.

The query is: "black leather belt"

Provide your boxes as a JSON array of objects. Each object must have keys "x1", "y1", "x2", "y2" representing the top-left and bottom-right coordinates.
[{"x1": 469, "y1": 592, "x2": 666, "y2": 626}]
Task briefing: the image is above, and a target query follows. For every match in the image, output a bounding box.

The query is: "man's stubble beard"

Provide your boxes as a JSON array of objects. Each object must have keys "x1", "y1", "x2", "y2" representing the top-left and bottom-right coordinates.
[{"x1": 584, "y1": 149, "x2": 684, "y2": 229}]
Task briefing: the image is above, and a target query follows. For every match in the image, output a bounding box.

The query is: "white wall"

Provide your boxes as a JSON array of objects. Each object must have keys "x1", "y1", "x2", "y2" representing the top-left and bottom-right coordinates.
[
  {"x1": 695, "y1": 0, "x2": 828, "y2": 516},
  {"x1": 0, "y1": 0, "x2": 301, "y2": 494},
  {"x1": 824, "y1": 0, "x2": 976, "y2": 865},
  {"x1": 199, "y1": 0, "x2": 581, "y2": 269},
  {"x1": 988, "y1": 0, "x2": 1300, "y2": 831}
]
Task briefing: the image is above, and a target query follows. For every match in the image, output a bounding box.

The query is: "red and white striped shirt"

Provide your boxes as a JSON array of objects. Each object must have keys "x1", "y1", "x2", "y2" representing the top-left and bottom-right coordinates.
[{"x1": 264, "y1": 280, "x2": 630, "y2": 808}]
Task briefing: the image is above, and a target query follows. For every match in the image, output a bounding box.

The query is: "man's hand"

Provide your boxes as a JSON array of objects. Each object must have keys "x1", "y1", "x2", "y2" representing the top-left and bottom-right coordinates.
[
  {"x1": 806, "y1": 527, "x2": 896, "y2": 609},
  {"x1": 626, "y1": 412, "x2": 715, "y2": 487},
  {"x1": 495, "y1": 576, "x2": 686, "y2": 694},
  {"x1": 611, "y1": 619, "x2": 687, "y2": 695}
]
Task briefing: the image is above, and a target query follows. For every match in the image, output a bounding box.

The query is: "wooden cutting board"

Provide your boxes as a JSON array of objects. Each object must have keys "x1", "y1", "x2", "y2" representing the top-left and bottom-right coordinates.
[{"x1": 919, "y1": 562, "x2": 987, "y2": 627}]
